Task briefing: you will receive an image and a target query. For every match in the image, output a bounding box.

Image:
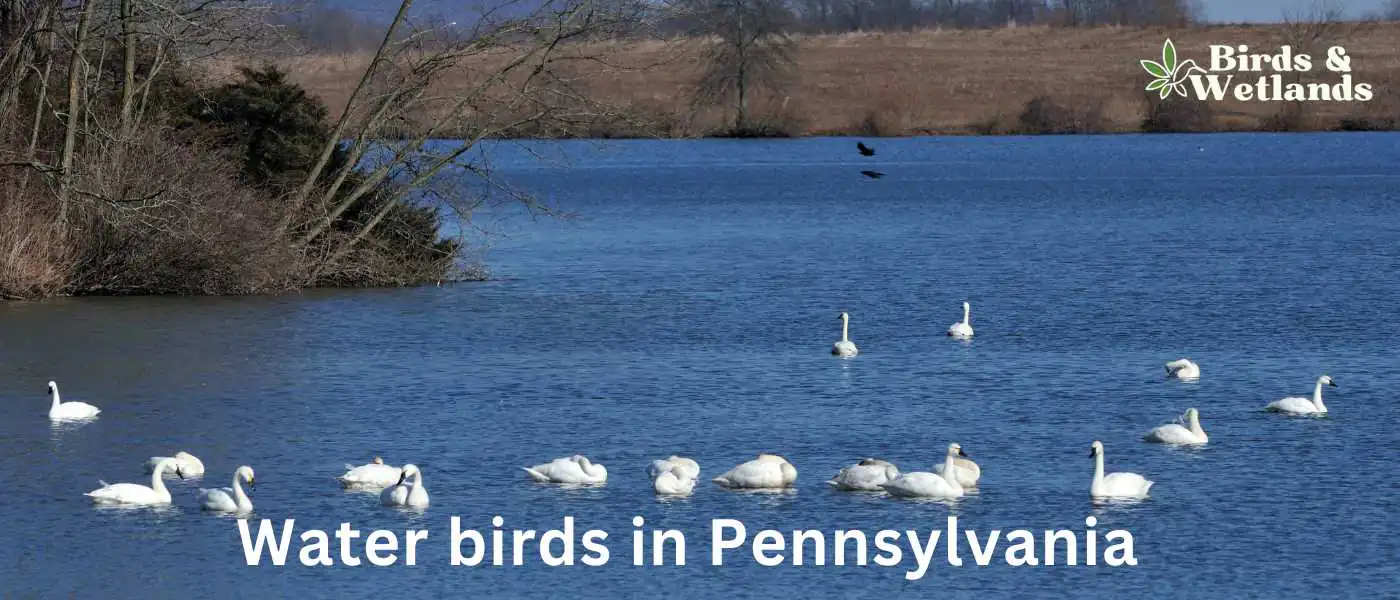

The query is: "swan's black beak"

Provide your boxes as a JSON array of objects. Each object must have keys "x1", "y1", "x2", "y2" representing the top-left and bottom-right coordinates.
[
  {"x1": 395, "y1": 472, "x2": 407, "y2": 486},
  {"x1": 1088, "y1": 447, "x2": 1097, "y2": 458},
  {"x1": 957, "y1": 448, "x2": 968, "y2": 458},
  {"x1": 177, "y1": 467, "x2": 185, "y2": 480},
  {"x1": 248, "y1": 478, "x2": 256, "y2": 490},
  {"x1": 1328, "y1": 380, "x2": 1337, "y2": 387}
]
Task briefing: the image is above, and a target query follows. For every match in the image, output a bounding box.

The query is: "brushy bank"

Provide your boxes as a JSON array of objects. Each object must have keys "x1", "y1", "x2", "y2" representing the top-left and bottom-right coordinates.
[
  {"x1": 1, "y1": 63, "x2": 457, "y2": 300},
  {"x1": 0, "y1": 1, "x2": 483, "y2": 301}
]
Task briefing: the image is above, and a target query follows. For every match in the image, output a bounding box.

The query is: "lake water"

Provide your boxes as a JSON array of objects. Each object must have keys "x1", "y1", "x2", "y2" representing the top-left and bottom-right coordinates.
[{"x1": 3, "y1": 134, "x2": 1399, "y2": 598}]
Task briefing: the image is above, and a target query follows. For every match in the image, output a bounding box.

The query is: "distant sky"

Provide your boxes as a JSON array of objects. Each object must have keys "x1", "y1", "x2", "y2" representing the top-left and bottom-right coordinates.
[{"x1": 1200, "y1": 0, "x2": 1390, "y2": 22}]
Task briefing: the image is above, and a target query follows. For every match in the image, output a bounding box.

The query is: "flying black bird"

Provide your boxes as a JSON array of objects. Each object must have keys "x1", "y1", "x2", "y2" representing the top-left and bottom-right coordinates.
[
  {"x1": 860, "y1": 170, "x2": 885, "y2": 179},
  {"x1": 856, "y1": 141, "x2": 875, "y2": 156}
]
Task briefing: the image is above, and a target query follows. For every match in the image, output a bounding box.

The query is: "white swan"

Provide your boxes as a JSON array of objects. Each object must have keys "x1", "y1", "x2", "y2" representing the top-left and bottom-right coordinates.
[
  {"x1": 1089, "y1": 440, "x2": 1153, "y2": 500},
  {"x1": 86, "y1": 458, "x2": 182, "y2": 506},
  {"x1": 946, "y1": 302, "x2": 974, "y2": 339},
  {"x1": 1266, "y1": 375, "x2": 1335, "y2": 415},
  {"x1": 523, "y1": 455, "x2": 608, "y2": 484},
  {"x1": 381, "y1": 464, "x2": 429, "y2": 508},
  {"x1": 198, "y1": 466, "x2": 255, "y2": 513},
  {"x1": 880, "y1": 443, "x2": 966, "y2": 499},
  {"x1": 146, "y1": 451, "x2": 205, "y2": 478},
  {"x1": 827, "y1": 458, "x2": 900, "y2": 491},
  {"x1": 337, "y1": 457, "x2": 403, "y2": 488},
  {"x1": 1164, "y1": 358, "x2": 1200, "y2": 380},
  {"x1": 931, "y1": 447, "x2": 982, "y2": 488},
  {"x1": 832, "y1": 312, "x2": 858, "y2": 357},
  {"x1": 650, "y1": 463, "x2": 698, "y2": 496},
  {"x1": 647, "y1": 456, "x2": 700, "y2": 481},
  {"x1": 653, "y1": 469, "x2": 697, "y2": 496},
  {"x1": 46, "y1": 381, "x2": 100, "y2": 420},
  {"x1": 713, "y1": 453, "x2": 797, "y2": 489},
  {"x1": 1144, "y1": 407, "x2": 1208, "y2": 444}
]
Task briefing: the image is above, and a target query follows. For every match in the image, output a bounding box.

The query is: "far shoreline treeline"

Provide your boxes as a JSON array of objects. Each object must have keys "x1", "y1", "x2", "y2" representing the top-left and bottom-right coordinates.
[{"x1": 273, "y1": 22, "x2": 1400, "y2": 141}]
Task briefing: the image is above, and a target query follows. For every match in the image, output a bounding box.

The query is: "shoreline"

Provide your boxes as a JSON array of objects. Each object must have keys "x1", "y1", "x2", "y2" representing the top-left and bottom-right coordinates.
[{"x1": 279, "y1": 23, "x2": 1400, "y2": 141}]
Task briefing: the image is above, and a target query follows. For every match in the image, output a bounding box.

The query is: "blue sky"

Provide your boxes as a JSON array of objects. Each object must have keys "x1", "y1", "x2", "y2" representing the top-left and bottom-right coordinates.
[{"x1": 1201, "y1": 0, "x2": 1390, "y2": 22}]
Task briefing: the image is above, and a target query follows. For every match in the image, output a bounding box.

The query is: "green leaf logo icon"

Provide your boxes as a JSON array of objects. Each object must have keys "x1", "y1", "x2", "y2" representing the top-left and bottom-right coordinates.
[{"x1": 1141, "y1": 38, "x2": 1204, "y2": 99}]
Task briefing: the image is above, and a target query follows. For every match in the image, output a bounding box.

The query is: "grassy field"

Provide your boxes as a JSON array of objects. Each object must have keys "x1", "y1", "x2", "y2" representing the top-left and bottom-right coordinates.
[{"x1": 275, "y1": 22, "x2": 1400, "y2": 137}]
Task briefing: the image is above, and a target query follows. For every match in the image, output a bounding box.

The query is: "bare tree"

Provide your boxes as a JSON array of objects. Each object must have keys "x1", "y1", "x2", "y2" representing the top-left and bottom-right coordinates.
[
  {"x1": 686, "y1": 0, "x2": 796, "y2": 132},
  {"x1": 284, "y1": 0, "x2": 648, "y2": 275},
  {"x1": 1275, "y1": 1, "x2": 1350, "y2": 130}
]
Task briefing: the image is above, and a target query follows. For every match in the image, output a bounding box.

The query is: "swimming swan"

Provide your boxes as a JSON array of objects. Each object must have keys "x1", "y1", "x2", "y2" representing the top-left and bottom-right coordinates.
[
  {"x1": 1266, "y1": 375, "x2": 1335, "y2": 415},
  {"x1": 381, "y1": 464, "x2": 429, "y2": 508},
  {"x1": 46, "y1": 381, "x2": 100, "y2": 420},
  {"x1": 198, "y1": 466, "x2": 255, "y2": 513},
  {"x1": 1089, "y1": 440, "x2": 1153, "y2": 500},
  {"x1": 947, "y1": 302, "x2": 974, "y2": 339},
  {"x1": 832, "y1": 312, "x2": 858, "y2": 357},
  {"x1": 337, "y1": 457, "x2": 403, "y2": 488},
  {"x1": 650, "y1": 463, "x2": 698, "y2": 496},
  {"x1": 1164, "y1": 358, "x2": 1200, "y2": 380},
  {"x1": 86, "y1": 458, "x2": 183, "y2": 506},
  {"x1": 931, "y1": 447, "x2": 982, "y2": 488},
  {"x1": 524, "y1": 455, "x2": 608, "y2": 484},
  {"x1": 146, "y1": 451, "x2": 205, "y2": 478},
  {"x1": 828, "y1": 458, "x2": 900, "y2": 491},
  {"x1": 713, "y1": 453, "x2": 797, "y2": 489},
  {"x1": 880, "y1": 443, "x2": 966, "y2": 499},
  {"x1": 1144, "y1": 408, "x2": 1207, "y2": 444},
  {"x1": 653, "y1": 469, "x2": 697, "y2": 496},
  {"x1": 648, "y1": 456, "x2": 700, "y2": 481}
]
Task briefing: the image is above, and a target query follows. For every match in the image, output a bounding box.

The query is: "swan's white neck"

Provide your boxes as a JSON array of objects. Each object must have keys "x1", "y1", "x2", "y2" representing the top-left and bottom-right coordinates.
[
  {"x1": 407, "y1": 469, "x2": 427, "y2": 501},
  {"x1": 840, "y1": 315, "x2": 850, "y2": 342},
  {"x1": 961, "y1": 304, "x2": 970, "y2": 325},
  {"x1": 1188, "y1": 412, "x2": 1206, "y2": 439},
  {"x1": 1313, "y1": 380, "x2": 1327, "y2": 412},
  {"x1": 941, "y1": 451, "x2": 959, "y2": 489},
  {"x1": 232, "y1": 472, "x2": 252, "y2": 511},
  {"x1": 49, "y1": 386, "x2": 61, "y2": 410},
  {"x1": 1092, "y1": 450, "x2": 1105, "y2": 485},
  {"x1": 150, "y1": 462, "x2": 172, "y2": 501}
]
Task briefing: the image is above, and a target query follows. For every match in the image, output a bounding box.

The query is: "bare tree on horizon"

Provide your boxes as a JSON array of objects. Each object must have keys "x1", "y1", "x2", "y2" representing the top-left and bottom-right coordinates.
[{"x1": 686, "y1": 0, "x2": 795, "y2": 133}]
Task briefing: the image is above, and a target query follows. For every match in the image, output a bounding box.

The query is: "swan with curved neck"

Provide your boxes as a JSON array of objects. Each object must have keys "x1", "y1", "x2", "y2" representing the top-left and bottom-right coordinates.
[
  {"x1": 338, "y1": 456, "x2": 403, "y2": 488},
  {"x1": 147, "y1": 451, "x2": 205, "y2": 477},
  {"x1": 523, "y1": 455, "x2": 608, "y2": 484},
  {"x1": 86, "y1": 458, "x2": 183, "y2": 506},
  {"x1": 1267, "y1": 375, "x2": 1335, "y2": 415},
  {"x1": 828, "y1": 458, "x2": 900, "y2": 491},
  {"x1": 1144, "y1": 407, "x2": 1207, "y2": 444},
  {"x1": 932, "y1": 444, "x2": 982, "y2": 487},
  {"x1": 648, "y1": 456, "x2": 700, "y2": 481},
  {"x1": 651, "y1": 460, "x2": 699, "y2": 496},
  {"x1": 713, "y1": 453, "x2": 798, "y2": 489},
  {"x1": 199, "y1": 466, "x2": 256, "y2": 513},
  {"x1": 832, "y1": 312, "x2": 858, "y2": 357},
  {"x1": 1164, "y1": 358, "x2": 1200, "y2": 380},
  {"x1": 47, "y1": 381, "x2": 100, "y2": 420},
  {"x1": 382, "y1": 464, "x2": 429, "y2": 507},
  {"x1": 947, "y1": 302, "x2": 974, "y2": 339},
  {"x1": 880, "y1": 443, "x2": 966, "y2": 498},
  {"x1": 1089, "y1": 440, "x2": 1153, "y2": 500}
]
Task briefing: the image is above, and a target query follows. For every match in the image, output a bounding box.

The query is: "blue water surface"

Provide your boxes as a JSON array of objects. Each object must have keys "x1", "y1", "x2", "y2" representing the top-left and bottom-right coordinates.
[{"x1": 2, "y1": 133, "x2": 1398, "y2": 599}]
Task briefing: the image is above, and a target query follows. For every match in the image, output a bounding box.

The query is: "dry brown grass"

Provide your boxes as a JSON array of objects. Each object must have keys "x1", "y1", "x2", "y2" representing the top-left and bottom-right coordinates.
[
  {"x1": 0, "y1": 196, "x2": 75, "y2": 300},
  {"x1": 263, "y1": 23, "x2": 1400, "y2": 136}
]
